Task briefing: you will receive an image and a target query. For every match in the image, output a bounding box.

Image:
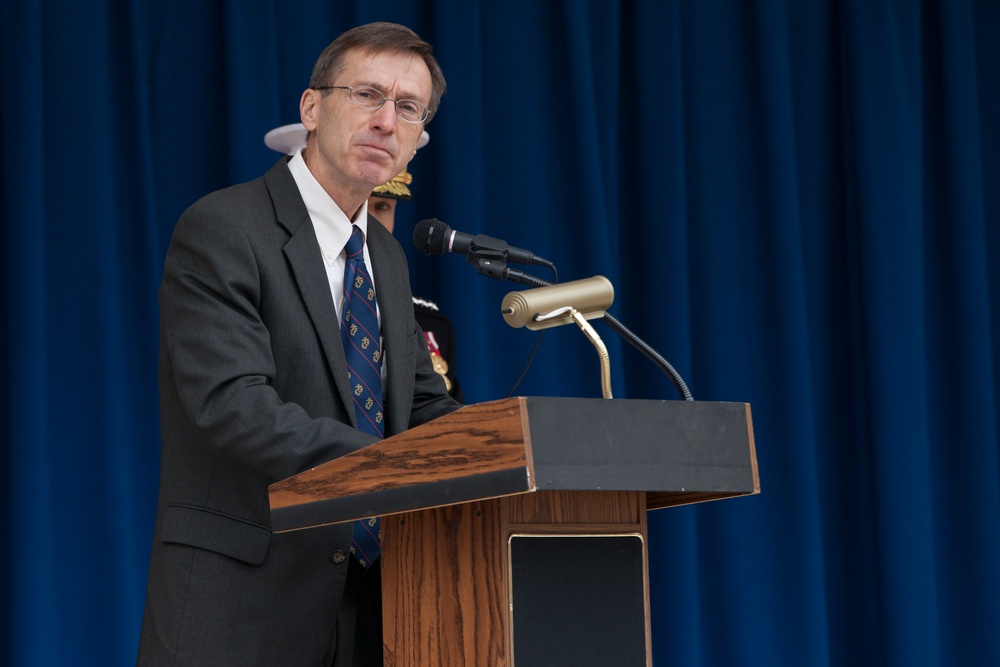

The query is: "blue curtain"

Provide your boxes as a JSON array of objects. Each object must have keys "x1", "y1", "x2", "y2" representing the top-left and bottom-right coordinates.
[{"x1": 2, "y1": 0, "x2": 997, "y2": 665}]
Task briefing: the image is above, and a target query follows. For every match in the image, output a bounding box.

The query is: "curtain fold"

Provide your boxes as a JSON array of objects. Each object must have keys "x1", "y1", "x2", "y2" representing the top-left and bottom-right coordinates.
[{"x1": 2, "y1": 1, "x2": 997, "y2": 664}]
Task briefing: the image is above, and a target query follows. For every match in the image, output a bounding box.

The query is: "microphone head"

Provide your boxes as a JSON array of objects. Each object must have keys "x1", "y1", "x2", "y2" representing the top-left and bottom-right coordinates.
[{"x1": 413, "y1": 218, "x2": 452, "y2": 255}]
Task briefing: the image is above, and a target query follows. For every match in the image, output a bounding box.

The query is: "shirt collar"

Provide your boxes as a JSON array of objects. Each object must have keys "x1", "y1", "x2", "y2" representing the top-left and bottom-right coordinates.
[{"x1": 287, "y1": 148, "x2": 370, "y2": 250}]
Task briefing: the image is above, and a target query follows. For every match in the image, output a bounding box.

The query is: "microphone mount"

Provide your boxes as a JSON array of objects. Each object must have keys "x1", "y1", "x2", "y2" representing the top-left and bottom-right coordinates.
[{"x1": 465, "y1": 245, "x2": 512, "y2": 282}]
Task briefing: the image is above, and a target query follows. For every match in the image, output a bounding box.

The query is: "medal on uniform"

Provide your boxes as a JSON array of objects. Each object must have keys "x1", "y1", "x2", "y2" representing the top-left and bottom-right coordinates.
[{"x1": 423, "y1": 331, "x2": 451, "y2": 392}]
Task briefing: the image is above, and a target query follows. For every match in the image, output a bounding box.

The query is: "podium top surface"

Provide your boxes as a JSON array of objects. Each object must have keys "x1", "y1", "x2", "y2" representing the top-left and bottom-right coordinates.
[{"x1": 269, "y1": 396, "x2": 758, "y2": 533}]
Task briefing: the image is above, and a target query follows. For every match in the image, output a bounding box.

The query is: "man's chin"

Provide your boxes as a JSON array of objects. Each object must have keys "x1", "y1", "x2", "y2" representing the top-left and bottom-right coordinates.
[{"x1": 354, "y1": 164, "x2": 399, "y2": 190}]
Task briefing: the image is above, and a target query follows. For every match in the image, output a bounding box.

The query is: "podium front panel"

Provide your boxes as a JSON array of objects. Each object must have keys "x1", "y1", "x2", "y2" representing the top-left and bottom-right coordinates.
[{"x1": 508, "y1": 534, "x2": 647, "y2": 666}]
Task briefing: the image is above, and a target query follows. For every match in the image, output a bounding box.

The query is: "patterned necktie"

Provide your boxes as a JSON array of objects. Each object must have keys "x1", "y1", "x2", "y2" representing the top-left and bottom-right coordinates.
[{"x1": 340, "y1": 225, "x2": 383, "y2": 568}]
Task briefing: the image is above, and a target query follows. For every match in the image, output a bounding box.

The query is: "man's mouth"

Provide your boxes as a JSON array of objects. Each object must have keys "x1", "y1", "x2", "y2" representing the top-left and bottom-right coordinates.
[{"x1": 356, "y1": 142, "x2": 395, "y2": 159}]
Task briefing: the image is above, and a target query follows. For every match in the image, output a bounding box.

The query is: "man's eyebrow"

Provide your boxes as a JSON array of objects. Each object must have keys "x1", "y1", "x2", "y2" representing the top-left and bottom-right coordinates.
[{"x1": 357, "y1": 80, "x2": 427, "y2": 102}]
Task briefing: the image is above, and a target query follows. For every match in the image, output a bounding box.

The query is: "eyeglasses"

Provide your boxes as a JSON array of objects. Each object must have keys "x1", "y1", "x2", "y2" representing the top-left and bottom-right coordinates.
[{"x1": 315, "y1": 85, "x2": 430, "y2": 124}]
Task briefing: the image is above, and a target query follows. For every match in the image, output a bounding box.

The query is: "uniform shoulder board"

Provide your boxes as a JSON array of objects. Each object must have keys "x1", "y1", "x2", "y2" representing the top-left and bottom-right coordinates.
[{"x1": 411, "y1": 295, "x2": 440, "y2": 311}]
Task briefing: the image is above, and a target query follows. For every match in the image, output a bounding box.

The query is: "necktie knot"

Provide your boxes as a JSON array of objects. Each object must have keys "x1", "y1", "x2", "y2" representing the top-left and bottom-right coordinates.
[{"x1": 345, "y1": 226, "x2": 365, "y2": 259}]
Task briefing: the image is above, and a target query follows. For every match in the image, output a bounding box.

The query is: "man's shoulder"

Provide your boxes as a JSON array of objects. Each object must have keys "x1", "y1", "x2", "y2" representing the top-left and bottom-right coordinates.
[
  {"x1": 188, "y1": 168, "x2": 271, "y2": 213},
  {"x1": 411, "y1": 295, "x2": 441, "y2": 313},
  {"x1": 180, "y1": 158, "x2": 297, "y2": 228},
  {"x1": 412, "y1": 296, "x2": 455, "y2": 329},
  {"x1": 412, "y1": 296, "x2": 454, "y2": 322}
]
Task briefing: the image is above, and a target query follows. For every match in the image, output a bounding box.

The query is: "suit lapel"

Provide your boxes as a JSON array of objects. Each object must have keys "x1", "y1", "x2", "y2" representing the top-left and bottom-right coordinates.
[
  {"x1": 264, "y1": 160, "x2": 357, "y2": 424},
  {"x1": 367, "y1": 218, "x2": 412, "y2": 438}
]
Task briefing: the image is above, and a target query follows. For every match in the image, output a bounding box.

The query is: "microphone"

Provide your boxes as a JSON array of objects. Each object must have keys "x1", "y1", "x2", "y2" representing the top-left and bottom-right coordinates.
[
  {"x1": 501, "y1": 276, "x2": 615, "y2": 330},
  {"x1": 413, "y1": 218, "x2": 549, "y2": 266}
]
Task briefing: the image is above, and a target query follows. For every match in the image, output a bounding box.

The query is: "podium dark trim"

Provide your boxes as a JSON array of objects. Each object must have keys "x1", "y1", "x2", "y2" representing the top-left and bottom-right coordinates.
[{"x1": 269, "y1": 397, "x2": 758, "y2": 666}]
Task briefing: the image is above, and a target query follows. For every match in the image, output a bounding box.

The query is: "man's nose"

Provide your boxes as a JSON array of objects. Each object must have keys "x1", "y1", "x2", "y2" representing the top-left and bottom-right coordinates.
[{"x1": 371, "y1": 101, "x2": 397, "y2": 132}]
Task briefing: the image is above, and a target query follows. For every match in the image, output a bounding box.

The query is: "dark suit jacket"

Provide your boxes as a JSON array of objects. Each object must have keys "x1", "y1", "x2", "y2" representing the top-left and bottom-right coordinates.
[{"x1": 138, "y1": 158, "x2": 460, "y2": 666}]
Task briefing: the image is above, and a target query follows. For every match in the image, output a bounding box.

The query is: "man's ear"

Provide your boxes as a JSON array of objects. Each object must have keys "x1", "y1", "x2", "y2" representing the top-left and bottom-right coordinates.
[{"x1": 300, "y1": 89, "x2": 320, "y2": 131}]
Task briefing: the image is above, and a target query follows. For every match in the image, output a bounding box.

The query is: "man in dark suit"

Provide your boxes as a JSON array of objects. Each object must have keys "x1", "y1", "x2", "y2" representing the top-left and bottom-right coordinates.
[{"x1": 137, "y1": 22, "x2": 459, "y2": 666}]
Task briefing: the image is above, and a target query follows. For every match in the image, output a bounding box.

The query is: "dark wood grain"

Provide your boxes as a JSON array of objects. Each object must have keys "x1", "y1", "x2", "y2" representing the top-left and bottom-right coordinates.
[{"x1": 272, "y1": 398, "x2": 530, "y2": 506}]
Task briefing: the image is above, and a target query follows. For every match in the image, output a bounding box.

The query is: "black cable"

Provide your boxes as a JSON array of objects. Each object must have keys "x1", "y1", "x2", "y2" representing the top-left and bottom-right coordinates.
[
  {"x1": 598, "y1": 313, "x2": 693, "y2": 401},
  {"x1": 505, "y1": 331, "x2": 545, "y2": 398}
]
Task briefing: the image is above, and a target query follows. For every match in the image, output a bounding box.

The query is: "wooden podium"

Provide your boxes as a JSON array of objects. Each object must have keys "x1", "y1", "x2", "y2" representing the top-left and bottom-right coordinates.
[{"x1": 269, "y1": 397, "x2": 758, "y2": 666}]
